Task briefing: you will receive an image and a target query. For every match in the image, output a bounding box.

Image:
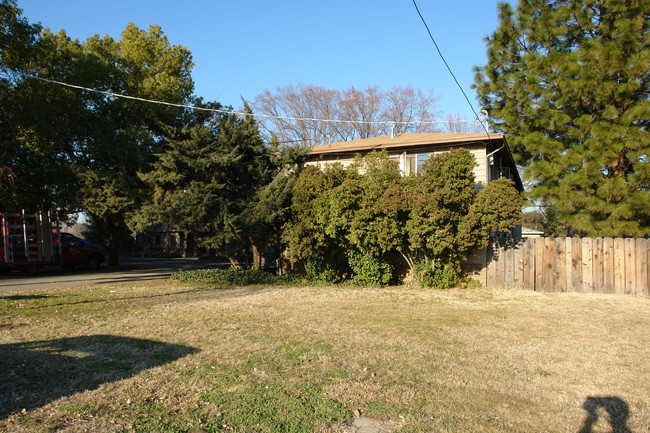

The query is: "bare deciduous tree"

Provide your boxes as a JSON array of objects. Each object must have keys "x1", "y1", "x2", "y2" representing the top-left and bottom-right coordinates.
[
  {"x1": 252, "y1": 84, "x2": 441, "y2": 146},
  {"x1": 441, "y1": 112, "x2": 484, "y2": 133}
]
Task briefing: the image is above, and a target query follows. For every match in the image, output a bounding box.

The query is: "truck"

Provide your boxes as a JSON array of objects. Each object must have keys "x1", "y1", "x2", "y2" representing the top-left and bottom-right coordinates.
[{"x1": 0, "y1": 211, "x2": 105, "y2": 274}]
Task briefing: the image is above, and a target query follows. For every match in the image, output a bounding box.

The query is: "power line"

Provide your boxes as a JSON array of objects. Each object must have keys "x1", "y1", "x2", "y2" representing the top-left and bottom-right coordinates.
[
  {"x1": 26, "y1": 74, "x2": 483, "y2": 128},
  {"x1": 410, "y1": 0, "x2": 490, "y2": 136}
]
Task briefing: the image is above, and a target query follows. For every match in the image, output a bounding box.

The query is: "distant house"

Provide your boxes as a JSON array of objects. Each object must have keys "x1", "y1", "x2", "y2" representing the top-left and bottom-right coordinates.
[
  {"x1": 306, "y1": 132, "x2": 525, "y2": 284},
  {"x1": 521, "y1": 226, "x2": 544, "y2": 238},
  {"x1": 306, "y1": 132, "x2": 523, "y2": 191}
]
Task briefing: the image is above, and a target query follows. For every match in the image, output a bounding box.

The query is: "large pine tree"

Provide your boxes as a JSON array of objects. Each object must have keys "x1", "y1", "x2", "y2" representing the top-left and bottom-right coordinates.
[{"x1": 474, "y1": 0, "x2": 649, "y2": 237}]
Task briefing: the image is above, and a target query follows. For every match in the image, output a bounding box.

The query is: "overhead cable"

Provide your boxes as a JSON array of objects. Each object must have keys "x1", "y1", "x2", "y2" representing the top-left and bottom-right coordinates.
[
  {"x1": 26, "y1": 74, "x2": 482, "y2": 127},
  {"x1": 410, "y1": 0, "x2": 490, "y2": 136}
]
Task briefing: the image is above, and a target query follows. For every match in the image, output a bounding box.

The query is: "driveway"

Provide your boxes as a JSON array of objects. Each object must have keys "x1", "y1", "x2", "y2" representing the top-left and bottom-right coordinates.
[{"x1": 0, "y1": 256, "x2": 230, "y2": 294}]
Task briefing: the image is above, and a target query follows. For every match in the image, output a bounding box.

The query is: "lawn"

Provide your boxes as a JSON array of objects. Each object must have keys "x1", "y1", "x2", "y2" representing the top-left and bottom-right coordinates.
[{"x1": 1, "y1": 280, "x2": 649, "y2": 433}]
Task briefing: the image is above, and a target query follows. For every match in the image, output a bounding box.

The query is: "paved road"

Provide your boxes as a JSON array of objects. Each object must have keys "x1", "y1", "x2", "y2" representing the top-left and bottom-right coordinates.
[{"x1": 0, "y1": 256, "x2": 230, "y2": 294}]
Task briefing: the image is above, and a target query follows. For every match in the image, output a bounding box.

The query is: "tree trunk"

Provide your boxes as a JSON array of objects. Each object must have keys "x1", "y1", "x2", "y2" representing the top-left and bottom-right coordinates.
[
  {"x1": 227, "y1": 256, "x2": 244, "y2": 270},
  {"x1": 184, "y1": 232, "x2": 196, "y2": 257},
  {"x1": 249, "y1": 236, "x2": 263, "y2": 270},
  {"x1": 89, "y1": 213, "x2": 122, "y2": 267},
  {"x1": 107, "y1": 235, "x2": 120, "y2": 266},
  {"x1": 398, "y1": 250, "x2": 414, "y2": 272}
]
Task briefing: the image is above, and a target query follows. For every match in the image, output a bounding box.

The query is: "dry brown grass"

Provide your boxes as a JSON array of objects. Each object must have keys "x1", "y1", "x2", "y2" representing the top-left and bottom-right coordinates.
[{"x1": 1, "y1": 281, "x2": 649, "y2": 432}]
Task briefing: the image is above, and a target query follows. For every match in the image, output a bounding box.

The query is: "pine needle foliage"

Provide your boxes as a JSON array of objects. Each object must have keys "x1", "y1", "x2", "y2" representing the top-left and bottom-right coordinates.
[{"x1": 474, "y1": 0, "x2": 649, "y2": 237}]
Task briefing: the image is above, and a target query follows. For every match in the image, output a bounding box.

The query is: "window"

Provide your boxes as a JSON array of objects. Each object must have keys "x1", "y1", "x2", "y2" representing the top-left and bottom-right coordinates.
[
  {"x1": 400, "y1": 152, "x2": 431, "y2": 176},
  {"x1": 416, "y1": 153, "x2": 431, "y2": 173}
]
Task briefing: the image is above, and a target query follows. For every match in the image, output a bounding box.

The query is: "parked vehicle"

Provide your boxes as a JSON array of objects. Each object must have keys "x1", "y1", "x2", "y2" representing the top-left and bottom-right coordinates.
[{"x1": 0, "y1": 211, "x2": 104, "y2": 274}]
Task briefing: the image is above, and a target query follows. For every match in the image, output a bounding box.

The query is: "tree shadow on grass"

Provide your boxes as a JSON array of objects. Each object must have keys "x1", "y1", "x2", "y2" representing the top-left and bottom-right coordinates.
[
  {"x1": 578, "y1": 396, "x2": 632, "y2": 433},
  {"x1": 19, "y1": 286, "x2": 274, "y2": 311},
  {"x1": 0, "y1": 335, "x2": 198, "y2": 419},
  {"x1": 0, "y1": 295, "x2": 49, "y2": 301}
]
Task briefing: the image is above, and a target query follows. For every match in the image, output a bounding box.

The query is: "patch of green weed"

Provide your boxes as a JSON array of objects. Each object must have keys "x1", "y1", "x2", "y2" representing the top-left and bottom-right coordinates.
[
  {"x1": 131, "y1": 401, "x2": 210, "y2": 433},
  {"x1": 171, "y1": 268, "x2": 307, "y2": 286},
  {"x1": 202, "y1": 382, "x2": 347, "y2": 433},
  {"x1": 191, "y1": 340, "x2": 350, "y2": 432}
]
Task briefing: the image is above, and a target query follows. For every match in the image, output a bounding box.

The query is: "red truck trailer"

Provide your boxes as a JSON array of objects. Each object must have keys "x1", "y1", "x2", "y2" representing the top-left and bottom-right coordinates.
[{"x1": 0, "y1": 211, "x2": 104, "y2": 274}]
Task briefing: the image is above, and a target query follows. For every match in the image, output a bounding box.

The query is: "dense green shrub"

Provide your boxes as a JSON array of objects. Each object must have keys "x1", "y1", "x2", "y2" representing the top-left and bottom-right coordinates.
[
  {"x1": 348, "y1": 250, "x2": 394, "y2": 287},
  {"x1": 413, "y1": 258, "x2": 458, "y2": 289},
  {"x1": 283, "y1": 150, "x2": 523, "y2": 288},
  {"x1": 304, "y1": 259, "x2": 341, "y2": 283}
]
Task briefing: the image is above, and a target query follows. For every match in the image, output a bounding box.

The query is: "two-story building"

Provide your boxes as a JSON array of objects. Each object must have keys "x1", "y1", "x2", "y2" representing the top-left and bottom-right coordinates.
[
  {"x1": 305, "y1": 132, "x2": 523, "y2": 191},
  {"x1": 304, "y1": 132, "x2": 524, "y2": 284}
]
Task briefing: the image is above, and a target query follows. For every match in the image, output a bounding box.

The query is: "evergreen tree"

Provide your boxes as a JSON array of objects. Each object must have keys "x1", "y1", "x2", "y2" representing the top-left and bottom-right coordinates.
[
  {"x1": 244, "y1": 138, "x2": 309, "y2": 270},
  {"x1": 474, "y1": 0, "x2": 649, "y2": 237},
  {"x1": 135, "y1": 106, "x2": 276, "y2": 268}
]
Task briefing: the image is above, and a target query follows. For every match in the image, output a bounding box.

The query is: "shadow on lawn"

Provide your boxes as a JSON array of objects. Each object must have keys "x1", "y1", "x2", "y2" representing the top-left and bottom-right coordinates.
[
  {"x1": 578, "y1": 396, "x2": 632, "y2": 433},
  {"x1": 20, "y1": 286, "x2": 273, "y2": 311},
  {"x1": 0, "y1": 335, "x2": 198, "y2": 419}
]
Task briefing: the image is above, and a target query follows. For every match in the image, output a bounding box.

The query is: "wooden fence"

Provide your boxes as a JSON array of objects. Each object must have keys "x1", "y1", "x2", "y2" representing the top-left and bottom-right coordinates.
[{"x1": 486, "y1": 237, "x2": 650, "y2": 295}]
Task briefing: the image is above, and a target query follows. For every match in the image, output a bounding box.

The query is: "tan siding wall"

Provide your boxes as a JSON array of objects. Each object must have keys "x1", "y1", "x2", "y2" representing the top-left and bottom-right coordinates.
[
  {"x1": 307, "y1": 145, "x2": 489, "y2": 187},
  {"x1": 469, "y1": 147, "x2": 488, "y2": 187},
  {"x1": 305, "y1": 159, "x2": 355, "y2": 170}
]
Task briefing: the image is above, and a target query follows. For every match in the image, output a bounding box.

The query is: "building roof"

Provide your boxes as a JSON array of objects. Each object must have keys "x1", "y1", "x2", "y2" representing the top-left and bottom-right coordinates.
[{"x1": 309, "y1": 132, "x2": 504, "y2": 155}]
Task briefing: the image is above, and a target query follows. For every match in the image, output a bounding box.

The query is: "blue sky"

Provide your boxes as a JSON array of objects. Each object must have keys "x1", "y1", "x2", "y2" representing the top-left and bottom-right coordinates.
[{"x1": 19, "y1": 1, "x2": 508, "y2": 121}]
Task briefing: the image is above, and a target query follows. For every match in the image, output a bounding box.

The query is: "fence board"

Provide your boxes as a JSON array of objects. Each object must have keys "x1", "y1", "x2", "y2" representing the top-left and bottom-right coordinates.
[
  {"x1": 571, "y1": 237, "x2": 583, "y2": 292},
  {"x1": 625, "y1": 238, "x2": 636, "y2": 295},
  {"x1": 535, "y1": 238, "x2": 545, "y2": 292},
  {"x1": 496, "y1": 241, "x2": 506, "y2": 288},
  {"x1": 636, "y1": 238, "x2": 648, "y2": 296},
  {"x1": 523, "y1": 239, "x2": 535, "y2": 290},
  {"x1": 513, "y1": 243, "x2": 524, "y2": 290},
  {"x1": 544, "y1": 238, "x2": 555, "y2": 292},
  {"x1": 565, "y1": 238, "x2": 573, "y2": 293},
  {"x1": 555, "y1": 238, "x2": 567, "y2": 292},
  {"x1": 504, "y1": 245, "x2": 514, "y2": 289},
  {"x1": 582, "y1": 238, "x2": 594, "y2": 293},
  {"x1": 592, "y1": 238, "x2": 603, "y2": 294},
  {"x1": 487, "y1": 243, "x2": 497, "y2": 288},
  {"x1": 614, "y1": 238, "x2": 626, "y2": 294},
  {"x1": 603, "y1": 238, "x2": 614, "y2": 293}
]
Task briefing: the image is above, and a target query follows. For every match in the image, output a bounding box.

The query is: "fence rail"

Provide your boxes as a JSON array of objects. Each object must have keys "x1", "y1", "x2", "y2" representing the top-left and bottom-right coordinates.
[{"x1": 486, "y1": 237, "x2": 650, "y2": 295}]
